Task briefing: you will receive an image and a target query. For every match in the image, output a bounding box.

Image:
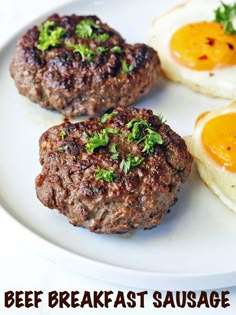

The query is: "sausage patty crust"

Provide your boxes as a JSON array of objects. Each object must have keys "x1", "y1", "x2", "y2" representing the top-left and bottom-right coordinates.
[
  {"x1": 35, "y1": 106, "x2": 192, "y2": 233},
  {"x1": 10, "y1": 14, "x2": 160, "y2": 117}
]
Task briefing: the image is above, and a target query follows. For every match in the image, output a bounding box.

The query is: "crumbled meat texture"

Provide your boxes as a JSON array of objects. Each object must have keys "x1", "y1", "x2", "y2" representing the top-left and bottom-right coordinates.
[
  {"x1": 10, "y1": 14, "x2": 160, "y2": 117},
  {"x1": 35, "y1": 106, "x2": 192, "y2": 233}
]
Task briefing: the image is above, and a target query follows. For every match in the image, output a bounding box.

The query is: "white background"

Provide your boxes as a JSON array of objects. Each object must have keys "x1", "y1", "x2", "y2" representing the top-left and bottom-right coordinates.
[{"x1": 0, "y1": 0, "x2": 236, "y2": 314}]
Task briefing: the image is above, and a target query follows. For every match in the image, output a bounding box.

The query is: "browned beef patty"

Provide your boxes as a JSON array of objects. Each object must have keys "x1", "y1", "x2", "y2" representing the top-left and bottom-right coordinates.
[
  {"x1": 35, "y1": 106, "x2": 192, "y2": 233},
  {"x1": 10, "y1": 14, "x2": 160, "y2": 117}
]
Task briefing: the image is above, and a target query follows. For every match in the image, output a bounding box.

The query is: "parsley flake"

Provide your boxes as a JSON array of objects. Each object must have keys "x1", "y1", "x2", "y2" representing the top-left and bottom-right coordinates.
[
  {"x1": 126, "y1": 118, "x2": 149, "y2": 129},
  {"x1": 97, "y1": 46, "x2": 108, "y2": 54},
  {"x1": 122, "y1": 60, "x2": 134, "y2": 74},
  {"x1": 95, "y1": 167, "x2": 116, "y2": 182},
  {"x1": 85, "y1": 129, "x2": 109, "y2": 152},
  {"x1": 157, "y1": 114, "x2": 167, "y2": 123},
  {"x1": 120, "y1": 154, "x2": 144, "y2": 174},
  {"x1": 65, "y1": 42, "x2": 95, "y2": 61},
  {"x1": 100, "y1": 112, "x2": 117, "y2": 124},
  {"x1": 126, "y1": 118, "x2": 149, "y2": 142},
  {"x1": 75, "y1": 18, "x2": 98, "y2": 38},
  {"x1": 37, "y1": 21, "x2": 65, "y2": 51},
  {"x1": 215, "y1": 2, "x2": 236, "y2": 35},
  {"x1": 58, "y1": 144, "x2": 68, "y2": 152},
  {"x1": 126, "y1": 118, "x2": 164, "y2": 153},
  {"x1": 111, "y1": 46, "x2": 123, "y2": 53},
  {"x1": 110, "y1": 144, "x2": 119, "y2": 160},
  {"x1": 142, "y1": 128, "x2": 164, "y2": 153},
  {"x1": 96, "y1": 33, "x2": 109, "y2": 41},
  {"x1": 75, "y1": 19, "x2": 109, "y2": 42},
  {"x1": 105, "y1": 128, "x2": 120, "y2": 135},
  {"x1": 59, "y1": 130, "x2": 67, "y2": 140}
]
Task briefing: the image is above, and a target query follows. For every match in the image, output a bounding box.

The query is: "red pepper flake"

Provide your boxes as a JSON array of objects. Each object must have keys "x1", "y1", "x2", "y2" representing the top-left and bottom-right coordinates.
[
  {"x1": 198, "y1": 54, "x2": 208, "y2": 60},
  {"x1": 206, "y1": 37, "x2": 215, "y2": 46},
  {"x1": 227, "y1": 146, "x2": 231, "y2": 151},
  {"x1": 227, "y1": 43, "x2": 234, "y2": 50}
]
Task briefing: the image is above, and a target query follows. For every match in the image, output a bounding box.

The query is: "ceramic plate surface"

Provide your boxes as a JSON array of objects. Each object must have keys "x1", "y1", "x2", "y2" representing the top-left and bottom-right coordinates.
[{"x1": 0, "y1": 0, "x2": 236, "y2": 290}]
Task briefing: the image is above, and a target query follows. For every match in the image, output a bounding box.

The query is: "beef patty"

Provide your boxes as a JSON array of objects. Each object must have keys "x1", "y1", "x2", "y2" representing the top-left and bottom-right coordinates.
[
  {"x1": 10, "y1": 14, "x2": 160, "y2": 117},
  {"x1": 35, "y1": 106, "x2": 192, "y2": 233}
]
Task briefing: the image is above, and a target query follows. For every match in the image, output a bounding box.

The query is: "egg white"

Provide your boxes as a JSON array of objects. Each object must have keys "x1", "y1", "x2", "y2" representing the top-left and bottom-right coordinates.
[
  {"x1": 149, "y1": 0, "x2": 236, "y2": 99},
  {"x1": 186, "y1": 100, "x2": 236, "y2": 212}
]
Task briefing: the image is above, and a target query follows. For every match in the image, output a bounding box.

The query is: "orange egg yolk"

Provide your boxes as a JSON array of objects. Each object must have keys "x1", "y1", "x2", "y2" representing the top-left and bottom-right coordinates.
[
  {"x1": 170, "y1": 22, "x2": 236, "y2": 70},
  {"x1": 202, "y1": 113, "x2": 236, "y2": 172}
]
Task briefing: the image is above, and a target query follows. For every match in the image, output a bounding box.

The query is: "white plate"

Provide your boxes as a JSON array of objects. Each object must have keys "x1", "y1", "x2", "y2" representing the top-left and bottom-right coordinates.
[{"x1": 1, "y1": 0, "x2": 236, "y2": 290}]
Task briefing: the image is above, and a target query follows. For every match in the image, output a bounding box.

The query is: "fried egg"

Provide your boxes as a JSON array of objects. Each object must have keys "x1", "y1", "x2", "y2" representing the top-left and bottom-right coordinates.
[
  {"x1": 149, "y1": 0, "x2": 236, "y2": 98},
  {"x1": 186, "y1": 100, "x2": 236, "y2": 212}
]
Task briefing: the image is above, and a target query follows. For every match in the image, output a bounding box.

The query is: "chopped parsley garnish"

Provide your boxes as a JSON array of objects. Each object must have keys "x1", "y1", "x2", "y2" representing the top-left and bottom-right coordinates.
[
  {"x1": 85, "y1": 129, "x2": 109, "y2": 152},
  {"x1": 142, "y1": 128, "x2": 164, "y2": 153},
  {"x1": 100, "y1": 112, "x2": 117, "y2": 124},
  {"x1": 120, "y1": 154, "x2": 144, "y2": 174},
  {"x1": 122, "y1": 60, "x2": 134, "y2": 74},
  {"x1": 105, "y1": 128, "x2": 120, "y2": 135},
  {"x1": 97, "y1": 46, "x2": 124, "y2": 55},
  {"x1": 95, "y1": 167, "x2": 116, "y2": 182},
  {"x1": 59, "y1": 130, "x2": 67, "y2": 140},
  {"x1": 157, "y1": 114, "x2": 167, "y2": 123},
  {"x1": 75, "y1": 18, "x2": 98, "y2": 38},
  {"x1": 111, "y1": 46, "x2": 123, "y2": 53},
  {"x1": 126, "y1": 118, "x2": 140, "y2": 129},
  {"x1": 126, "y1": 118, "x2": 164, "y2": 153},
  {"x1": 37, "y1": 21, "x2": 65, "y2": 51},
  {"x1": 75, "y1": 19, "x2": 109, "y2": 41},
  {"x1": 110, "y1": 144, "x2": 119, "y2": 160},
  {"x1": 58, "y1": 144, "x2": 68, "y2": 152},
  {"x1": 126, "y1": 118, "x2": 149, "y2": 142},
  {"x1": 96, "y1": 33, "x2": 109, "y2": 41},
  {"x1": 65, "y1": 42, "x2": 95, "y2": 61},
  {"x1": 215, "y1": 2, "x2": 236, "y2": 35},
  {"x1": 97, "y1": 46, "x2": 108, "y2": 54}
]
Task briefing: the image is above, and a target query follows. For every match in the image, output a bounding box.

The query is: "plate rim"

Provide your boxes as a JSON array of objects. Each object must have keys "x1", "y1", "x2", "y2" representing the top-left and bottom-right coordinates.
[{"x1": 1, "y1": 201, "x2": 236, "y2": 291}]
